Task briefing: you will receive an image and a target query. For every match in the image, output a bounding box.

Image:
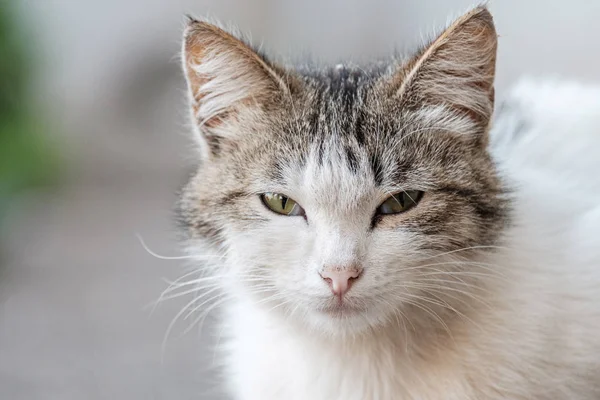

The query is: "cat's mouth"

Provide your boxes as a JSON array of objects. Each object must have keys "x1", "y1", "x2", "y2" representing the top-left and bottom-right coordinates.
[{"x1": 317, "y1": 302, "x2": 364, "y2": 317}]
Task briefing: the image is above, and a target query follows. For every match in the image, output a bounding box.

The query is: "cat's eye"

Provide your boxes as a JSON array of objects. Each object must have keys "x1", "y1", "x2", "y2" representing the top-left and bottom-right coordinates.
[
  {"x1": 377, "y1": 191, "x2": 423, "y2": 215},
  {"x1": 261, "y1": 192, "x2": 305, "y2": 216}
]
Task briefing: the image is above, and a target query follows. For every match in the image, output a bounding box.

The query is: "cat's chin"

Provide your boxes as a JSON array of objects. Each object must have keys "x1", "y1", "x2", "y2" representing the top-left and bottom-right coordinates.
[{"x1": 303, "y1": 305, "x2": 390, "y2": 336}]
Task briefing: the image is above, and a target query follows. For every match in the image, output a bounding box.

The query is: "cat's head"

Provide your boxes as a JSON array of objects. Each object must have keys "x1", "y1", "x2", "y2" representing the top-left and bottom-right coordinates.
[{"x1": 178, "y1": 7, "x2": 508, "y2": 336}]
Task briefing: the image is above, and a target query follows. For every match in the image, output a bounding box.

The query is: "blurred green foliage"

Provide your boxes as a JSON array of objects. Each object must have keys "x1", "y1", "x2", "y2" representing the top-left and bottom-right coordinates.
[{"x1": 0, "y1": 3, "x2": 61, "y2": 223}]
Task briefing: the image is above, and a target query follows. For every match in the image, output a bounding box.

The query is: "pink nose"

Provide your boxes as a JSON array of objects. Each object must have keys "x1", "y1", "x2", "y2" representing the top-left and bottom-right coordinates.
[{"x1": 320, "y1": 266, "x2": 363, "y2": 297}]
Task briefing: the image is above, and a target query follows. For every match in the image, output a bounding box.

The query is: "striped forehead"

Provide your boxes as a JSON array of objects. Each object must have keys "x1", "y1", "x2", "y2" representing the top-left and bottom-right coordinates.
[{"x1": 290, "y1": 137, "x2": 377, "y2": 215}]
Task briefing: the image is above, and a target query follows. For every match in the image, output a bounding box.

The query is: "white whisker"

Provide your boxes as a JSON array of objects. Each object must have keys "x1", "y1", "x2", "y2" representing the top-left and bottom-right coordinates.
[{"x1": 137, "y1": 233, "x2": 217, "y2": 260}]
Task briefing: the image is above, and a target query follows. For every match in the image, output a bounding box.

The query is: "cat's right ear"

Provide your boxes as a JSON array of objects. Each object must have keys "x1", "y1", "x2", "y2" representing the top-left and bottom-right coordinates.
[{"x1": 182, "y1": 18, "x2": 291, "y2": 157}]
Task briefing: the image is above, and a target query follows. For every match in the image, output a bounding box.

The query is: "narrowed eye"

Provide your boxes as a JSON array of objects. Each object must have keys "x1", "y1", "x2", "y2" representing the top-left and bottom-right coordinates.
[
  {"x1": 377, "y1": 190, "x2": 423, "y2": 215},
  {"x1": 261, "y1": 192, "x2": 305, "y2": 216}
]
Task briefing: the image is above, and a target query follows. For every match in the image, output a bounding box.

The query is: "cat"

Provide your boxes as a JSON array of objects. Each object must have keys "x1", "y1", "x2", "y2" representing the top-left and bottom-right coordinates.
[{"x1": 176, "y1": 5, "x2": 600, "y2": 399}]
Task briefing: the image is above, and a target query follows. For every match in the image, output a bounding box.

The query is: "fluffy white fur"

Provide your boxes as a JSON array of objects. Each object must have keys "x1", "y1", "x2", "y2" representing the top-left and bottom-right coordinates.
[{"x1": 217, "y1": 78, "x2": 600, "y2": 400}]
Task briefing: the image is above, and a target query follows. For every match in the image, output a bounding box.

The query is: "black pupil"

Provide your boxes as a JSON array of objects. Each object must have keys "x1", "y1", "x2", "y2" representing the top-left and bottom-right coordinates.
[
  {"x1": 397, "y1": 194, "x2": 406, "y2": 207},
  {"x1": 281, "y1": 196, "x2": 288, "y2": 210}
]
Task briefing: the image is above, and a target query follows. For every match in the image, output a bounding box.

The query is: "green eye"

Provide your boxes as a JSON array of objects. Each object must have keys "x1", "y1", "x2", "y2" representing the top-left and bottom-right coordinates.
[
  {"x1": 261, "y1": 192, "x2": 305, "y2": 216},
  {"x1": 377, "y1": 191, "x2": 423, "y2": 215}
]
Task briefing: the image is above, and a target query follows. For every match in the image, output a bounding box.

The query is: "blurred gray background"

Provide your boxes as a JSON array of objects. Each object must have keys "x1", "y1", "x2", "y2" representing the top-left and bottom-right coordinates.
[{"x1": 1, "y1": 0, "x2": 599, "y2": 399}]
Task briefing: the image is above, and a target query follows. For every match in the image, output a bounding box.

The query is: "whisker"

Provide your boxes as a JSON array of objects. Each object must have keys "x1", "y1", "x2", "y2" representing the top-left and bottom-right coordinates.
[
  {"x1": 164, "y1": 275, "x2": 267, "y2": 291},
  {"x1": 415, "y1": 288, "x2": 484, "y2": 332},
  {"x1": 416, "y1": 267, "x2": 510, "y2": 282},
  {"x1": 412, "y1": 245, "x2": 510, "y2": 263},
  {"x1": 183, "y1": 291, "x2": 226, "y2": 321},
  {"x1": 137, "y1": 233, "x2": 225, "y2": 260},
  {"x1": 158, "y1": 285, "x2": 222, "y2": 309},
  {"x1": 398, "y1": 296, "x2": 455, "y2": 343},
  {"x1": 265, "y1": 298, "x2": 295, "y2": 314},
  {"x1": 393, "y1": 280, "x2": 492, "y2": 307},
  {"x1": 161, "y1": 288, "x2": 223, "y2": 358},
  {"x1": 407, "y1": 278, "x2": 491, "y2": 294},
  {"x1": 183, "y1": 296, "x2": 231, "y2": 337},
  {"x1": 412, "y1": 284, "x2": 492, "y2": 310}
]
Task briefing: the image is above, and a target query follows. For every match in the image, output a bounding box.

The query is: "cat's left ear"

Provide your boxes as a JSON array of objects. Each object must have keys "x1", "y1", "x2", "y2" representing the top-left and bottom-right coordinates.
[{"x1": 388, "y1": 6, "x2": 497, "y2": 142}]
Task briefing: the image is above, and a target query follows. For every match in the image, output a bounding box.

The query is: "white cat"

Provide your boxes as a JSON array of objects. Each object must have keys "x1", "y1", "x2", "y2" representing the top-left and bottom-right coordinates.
[{"x1": 176, "y1": 6, "x2": 600, "y2": 399}]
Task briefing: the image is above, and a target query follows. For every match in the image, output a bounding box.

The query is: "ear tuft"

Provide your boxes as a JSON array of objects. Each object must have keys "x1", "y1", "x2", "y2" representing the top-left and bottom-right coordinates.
[{"x1": 184, "y1": 14, "x2": 198, "y2": 25}]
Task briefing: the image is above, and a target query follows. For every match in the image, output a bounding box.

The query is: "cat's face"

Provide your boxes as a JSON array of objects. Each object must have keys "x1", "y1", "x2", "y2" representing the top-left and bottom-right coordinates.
[{"x1": 179, "y1": 7, "x2": 507, "y2": 335}]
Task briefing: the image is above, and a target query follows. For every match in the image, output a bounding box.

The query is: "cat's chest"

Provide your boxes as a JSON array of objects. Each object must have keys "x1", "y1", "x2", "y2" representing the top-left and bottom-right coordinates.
[{"x1": 223, "y1": 305, "x2": 469, "y2": 400}]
